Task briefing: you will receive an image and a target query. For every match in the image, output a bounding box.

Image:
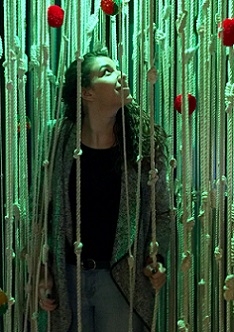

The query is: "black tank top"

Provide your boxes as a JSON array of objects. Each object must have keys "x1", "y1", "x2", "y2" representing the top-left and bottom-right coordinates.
[{"x1": 66, "y1": 143, "x2": 121, "y2": 264}]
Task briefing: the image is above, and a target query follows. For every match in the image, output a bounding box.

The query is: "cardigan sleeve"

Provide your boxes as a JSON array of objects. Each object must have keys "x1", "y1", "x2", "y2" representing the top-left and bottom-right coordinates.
[{"x1": 155, "y1": 162, "x2": 171, "y2": 261}]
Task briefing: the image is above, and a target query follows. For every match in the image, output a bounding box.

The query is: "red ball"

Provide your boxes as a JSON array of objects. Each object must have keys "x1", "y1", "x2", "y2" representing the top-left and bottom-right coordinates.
[
  {"x1": 219, "y1": 18, "x2": 234, "y2": 46},
  {"x1": 47, "y1": 5, "x2": 64, "y2": 28},
  {"x1": 101, "y1": 0, "x2": 119, "y2": 16},
  {"x1": 174, "y1": 94, "x2": 196, "y2": 115}
]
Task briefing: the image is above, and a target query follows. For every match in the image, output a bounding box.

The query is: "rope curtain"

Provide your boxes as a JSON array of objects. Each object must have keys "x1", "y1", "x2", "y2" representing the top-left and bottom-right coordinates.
[{"x1": 1, "y1": 0, "x2": 234, "y2": 331}]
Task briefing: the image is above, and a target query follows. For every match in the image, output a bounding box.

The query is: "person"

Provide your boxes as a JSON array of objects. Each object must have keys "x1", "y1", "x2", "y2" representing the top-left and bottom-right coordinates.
[{"x1": 37, "y1": 49, "x2": 171, "y2": 332}]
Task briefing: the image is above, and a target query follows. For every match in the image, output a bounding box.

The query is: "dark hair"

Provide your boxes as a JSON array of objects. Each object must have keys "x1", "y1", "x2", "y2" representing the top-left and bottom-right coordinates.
[
  {"x1": 62, "y1": 49, "x2": 109, "y2": 118},
  {"x1": 62, "y1": 51, "x2": 168, "y2": 167}
]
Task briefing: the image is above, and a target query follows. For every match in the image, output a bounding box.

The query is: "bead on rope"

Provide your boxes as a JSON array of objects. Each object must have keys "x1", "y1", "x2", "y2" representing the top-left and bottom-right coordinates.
[
  {"x1": 219, "y1": 18, "x2": 234, "y2": 47},
  {"x1": 225, "y1": 82, "x2": 234, "y2": 113},
  {"x1": 147, "y1": 168, "x2": 159, "y2": 186},
  {"x1": 214, "y1": 246, "x2": 223, "y2": 262},
  {"x1": 47, "y1": 5, "x2": 65, "y2": 28},
  {"x1": 101, "y1": 0, "x2": 122, "y2": 16},
  {"x1": 181, "y1": 251, "x2": 192, "y2": 272},
  {"x1": 174, "y1": 94, "x2": 197, "y2": 115},
  {"x1": 0, "y1": 289, "x2": 8, "y2": 316},
  {"x1": 74, "y1": 241, "x2": 83, "y2": 255},
  {"x1": 223, "y1": 274, "x2": 234, "y2": 301}
]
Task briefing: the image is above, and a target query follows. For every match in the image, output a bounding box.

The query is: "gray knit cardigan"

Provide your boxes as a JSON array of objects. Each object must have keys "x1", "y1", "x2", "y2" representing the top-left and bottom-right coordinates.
[{"x1": 38, "y1": 118, "x2": 171, "y2": 332}]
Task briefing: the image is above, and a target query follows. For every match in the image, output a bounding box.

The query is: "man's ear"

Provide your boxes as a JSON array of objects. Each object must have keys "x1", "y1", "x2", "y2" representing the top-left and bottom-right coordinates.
[{"x1": 82, "y1": 88, "x2": 95, "y2": 102}]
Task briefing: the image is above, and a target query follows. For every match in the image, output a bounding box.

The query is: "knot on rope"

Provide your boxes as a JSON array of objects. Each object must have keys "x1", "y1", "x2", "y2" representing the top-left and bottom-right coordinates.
[
  {"x1": 214, "y1": 246, "x2": 223, "y2": 261},
  {"x1": 184, "y1": 45, "x2": 199, "y2": 64},
  {"x1": 29, "y1": 45, "x2": 40, "y2": 69},
  {"x1": 8, "y1": 297, "x2": 15, "y2": 307},
  {"x1": 42, "y1": 244, "x2": 49, "y2": 264},
  {"x1": 13, "y1": 203, "x2": 21, "y2": 221},
  {"x1": 18, "y1": 55, "x2": 28, "y2": 79},
  {"x1": 6, "y1": 247, "x2": 15, "y2": 259},
  {"x1": 177, "y1": 319, "x2": 189, "y2": 331},
  {"x1": 201, "y1": 191, "x2": 209, "y2": 202},
  {"x1": 181, "y1": 251, "x2": 192, "y2": 272},
  {"x1": 149, "y1": 242, "x2": 159, "y2": 258},
  {"x1": 202, "y1": 0, "x2": 210, "y2": 10},
  {"x1": 63, "y1": 34, "x2": 69, "y2": 43},
  {"x1": 14, "y1": 36, "x2": 20, "y2": 56},
  {"x1": 73, "y1": 148, "x2": 83, "y2": 159},
  {"x1": 170, "y1": 158, "x2": 177, "y2": 168},
  {"x1": 6, "y1": 80, "x2": 13, "y2": 91},
  {"x1": 74, "y1": 241, "x2": 83, "y2": 255},
  {"x1": 155, "y1": 29, "x2": 166, "y2": 44},
  {"x1": 147, "y1": 168, "x2": 159, "y2": 186},
  {"x1": 47, "y1": 69, "x2": 57, "y2": 85},
  {"x1": 198, "y1": 278, "x2": 205, "y2": 287},
  {"x1": 0, "y1": 36, "x2": 3, "y2": 59},
  {"x1": 136, "y1": 154, "x2": 143, "y2": 163},
  {"x1": 225, "y1": 82, "x2": 234, "y2": 113},
  {"x1": 128, "y1": 255, "x2": 134, "y2": 269},
  {"x1": 192, "y1": 190, "x2": 198, "y2": 202},
  {"x1": 42, "y1": 159, "x2": 50, "y2": 167},
  {"x1": 9, "y1": 49, "x2": 17, "y2": 61},
  {"x1": 147, "y1": 67, "x2": 157, "y2": 84},
  {"x1": 186, "y1": 217, "x2": 195, "y2": 232},
  {"x1": 215, "y1": 14, "x2": 221, "y2": 25},
  {"x1": 223, "y1": 274, "x2": 234, "y2": 301},
  {"x1": 205, "y1": 234, "x2": 211, "y2": 246},
  {"x1": 75, "y1": 53, "x2": 84, "y2": 63},
  {"x1": 32, "y1": 311, "x2": 39, "y2": 320},
  {"x1": 176, "y1": 10, "x2": 188, "y2": 34},
  {"x1": 196, "y1": 25, "x2": 205, "y2": 36}
]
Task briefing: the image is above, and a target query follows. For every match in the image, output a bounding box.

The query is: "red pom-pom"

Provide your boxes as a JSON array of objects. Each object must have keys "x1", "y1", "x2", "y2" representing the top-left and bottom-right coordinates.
[
  {"x1": 47, "y1": 5, "x2": 64, "y2": 28},
  {"x1": 219, "y1": 18, "x2": 234, "y2": 46},
  {"x1": 101, "y1": 0, "x2": 119, "y2": 16},
  {"x1": 0, "y1": 289, "x2": 8, "y2": 316},
  {"x1": 174, "y1": 94, "x2": 196, "y2": 115}
]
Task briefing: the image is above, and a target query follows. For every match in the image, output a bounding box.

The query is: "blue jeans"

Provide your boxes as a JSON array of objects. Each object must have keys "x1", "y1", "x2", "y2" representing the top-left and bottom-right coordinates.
[{"x1": 66, "y1": 264, "x2": 144, "y2": 332}]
